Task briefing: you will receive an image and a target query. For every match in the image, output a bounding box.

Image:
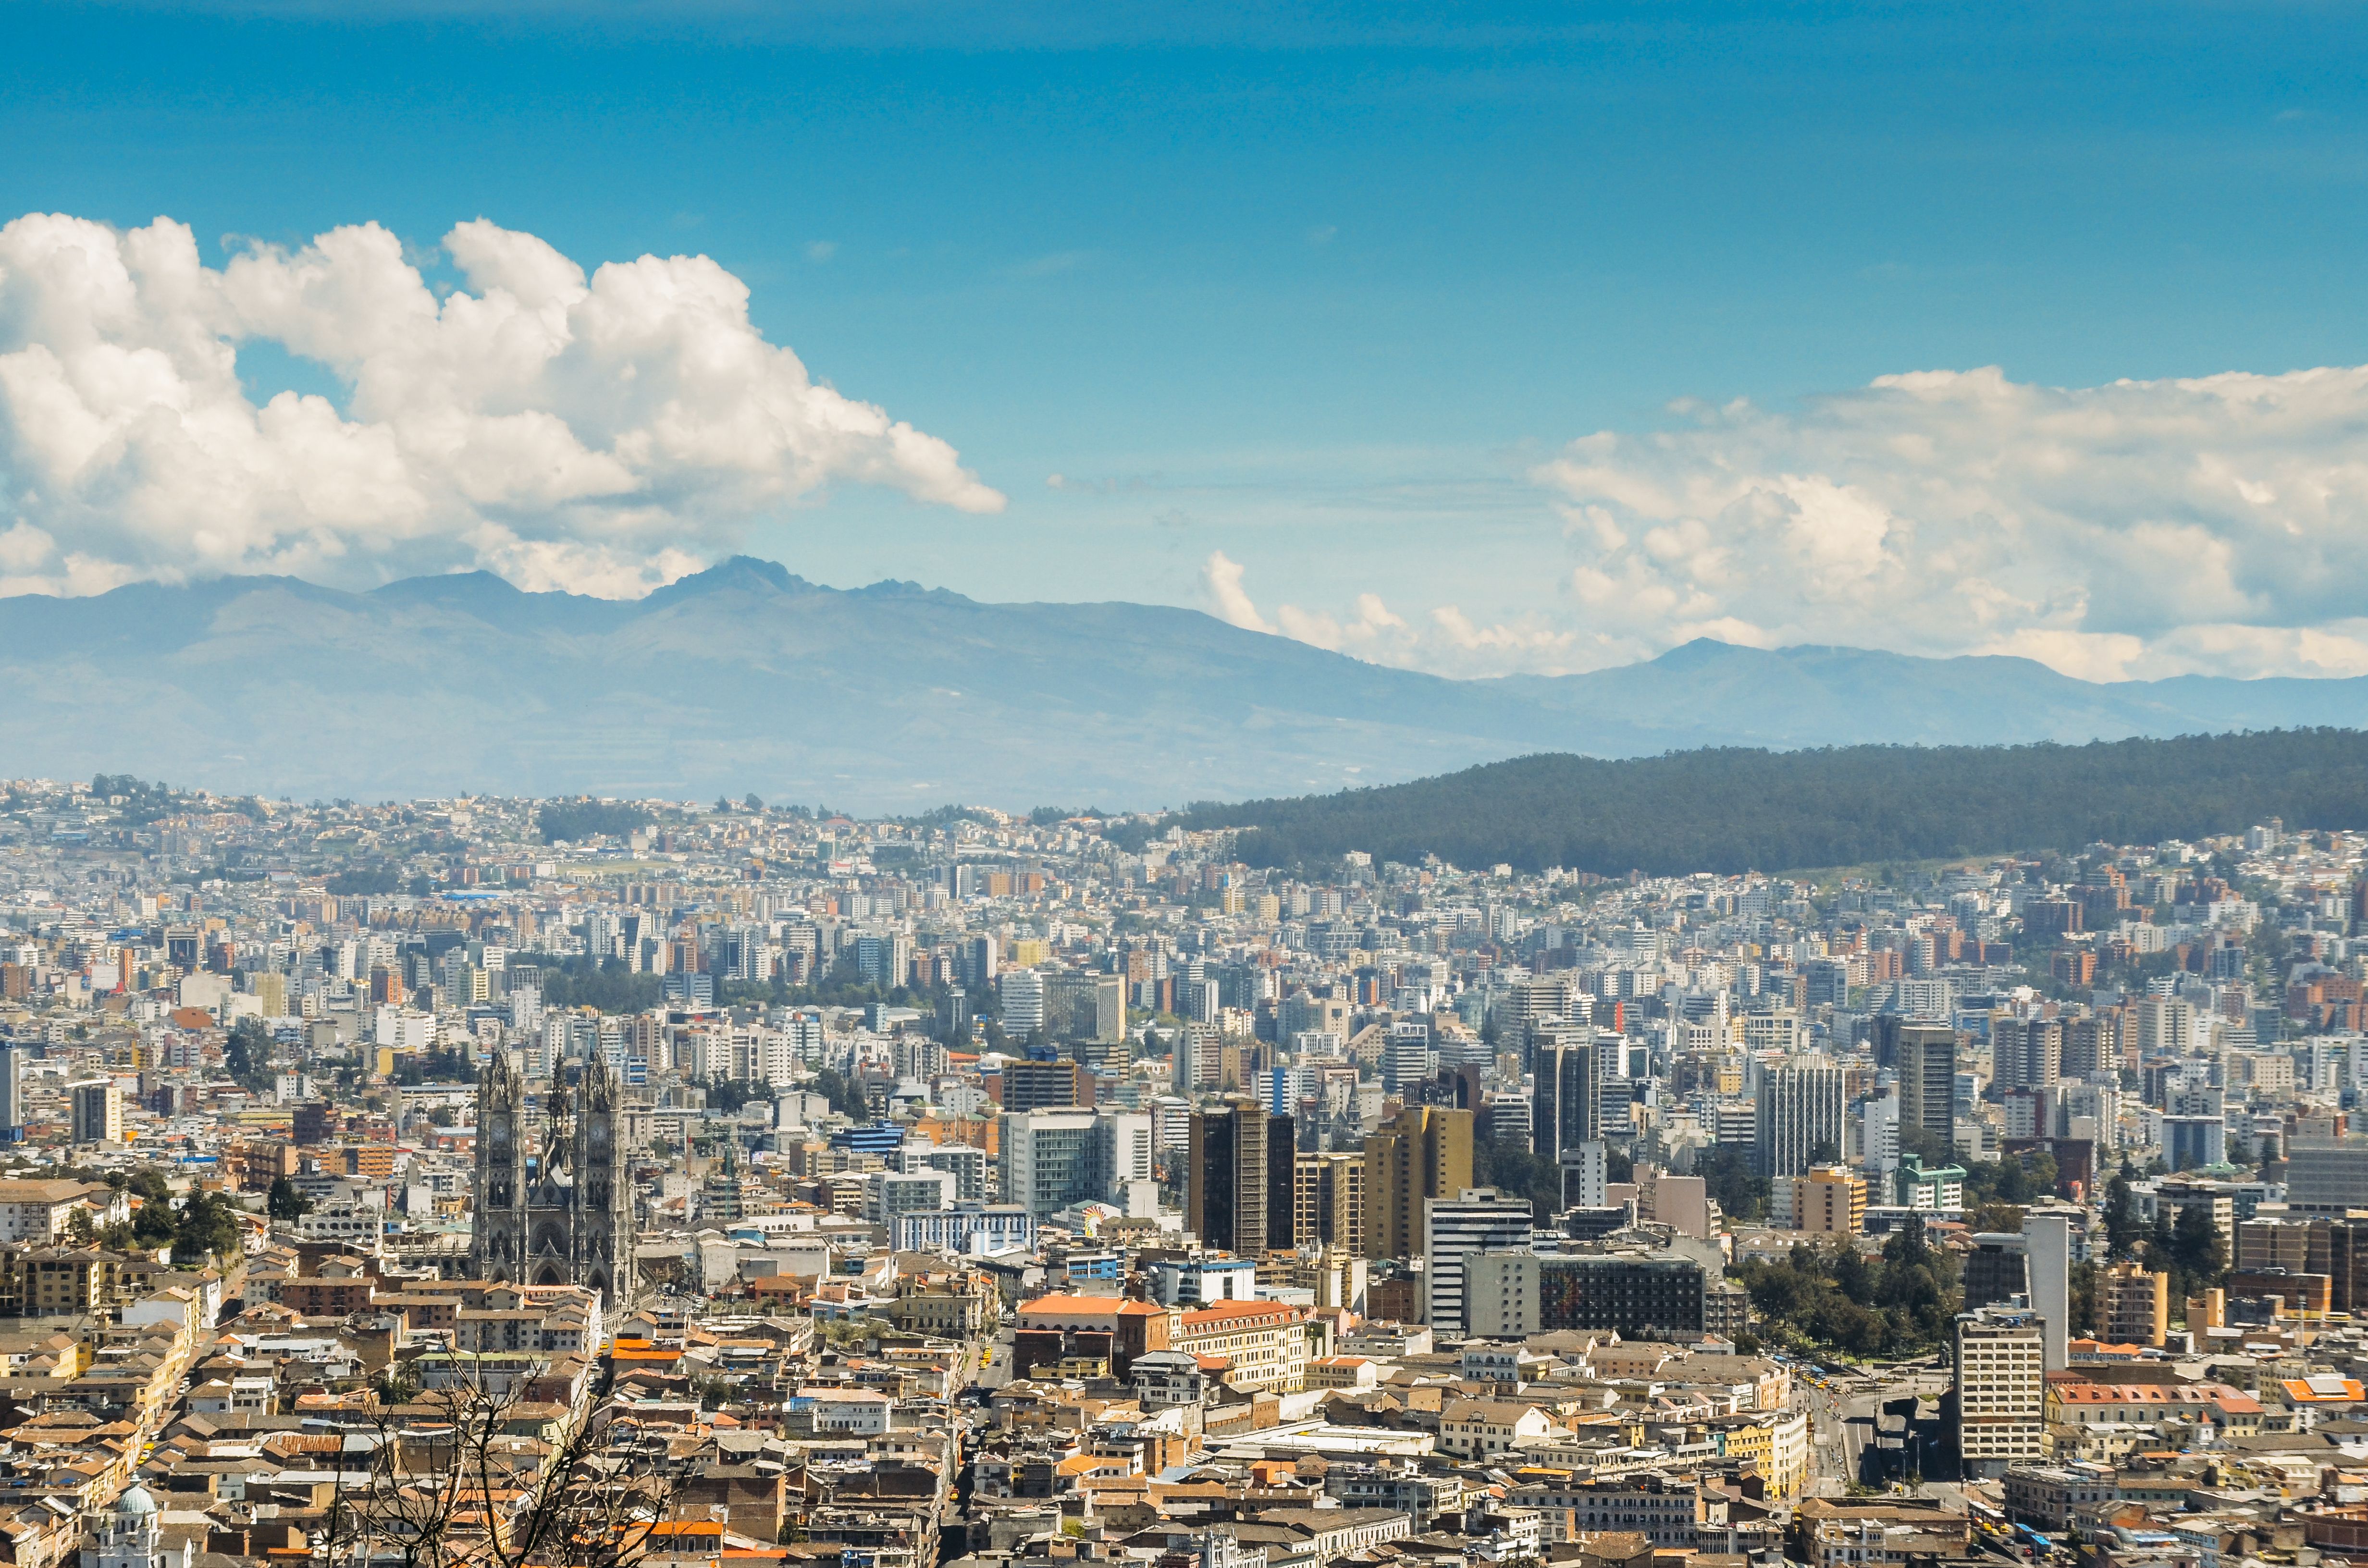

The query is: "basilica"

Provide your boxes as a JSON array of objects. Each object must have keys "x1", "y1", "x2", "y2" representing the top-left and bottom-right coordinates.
[{"x1": 469, "y1": 1048, "x2": 637, "y2": 1310}]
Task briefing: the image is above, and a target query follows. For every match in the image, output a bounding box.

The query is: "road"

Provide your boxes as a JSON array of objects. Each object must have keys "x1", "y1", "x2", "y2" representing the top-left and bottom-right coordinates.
[{"x1": 1796, "y1": 1362, "x2": 1952, "y2": 1495}]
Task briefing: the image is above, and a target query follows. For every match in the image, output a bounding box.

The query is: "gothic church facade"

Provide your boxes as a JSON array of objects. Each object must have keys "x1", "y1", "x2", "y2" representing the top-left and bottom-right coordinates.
[{"x1": 470, "y1": 1050, "x2": 636, "y2": 1310}]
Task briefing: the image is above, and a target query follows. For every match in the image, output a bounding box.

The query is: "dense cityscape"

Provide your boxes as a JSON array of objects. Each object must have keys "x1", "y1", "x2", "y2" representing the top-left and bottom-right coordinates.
[{"x1": 0, "y1": 778, "x2": 2349, "y2": 1567}]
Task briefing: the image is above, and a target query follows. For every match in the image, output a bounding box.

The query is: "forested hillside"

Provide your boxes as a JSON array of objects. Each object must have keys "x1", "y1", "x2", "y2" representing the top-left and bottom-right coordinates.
[{"x1": 1151, "y1": 729, "x2": 2368, "y2": 874}]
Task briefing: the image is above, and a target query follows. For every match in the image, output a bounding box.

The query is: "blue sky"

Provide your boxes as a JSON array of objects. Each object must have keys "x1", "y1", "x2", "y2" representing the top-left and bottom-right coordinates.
[{"x1": 7, "y1": 1, "x2": 2368, "y2": 679}]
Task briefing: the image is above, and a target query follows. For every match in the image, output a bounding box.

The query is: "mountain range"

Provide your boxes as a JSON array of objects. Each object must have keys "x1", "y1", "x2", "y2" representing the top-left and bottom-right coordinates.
[{"x1": 0, "y1": 556, "x2": 2362, "y2": 810}]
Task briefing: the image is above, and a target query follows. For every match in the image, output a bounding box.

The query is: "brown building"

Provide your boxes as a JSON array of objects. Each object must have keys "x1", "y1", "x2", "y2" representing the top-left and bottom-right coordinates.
[
  {"x1": 1361, "y1": 1105, "x2": 1473, "y2": 1262},
  {"x1": 1189, "y1": 1098, "x2": 1295, "y2": 1258}
]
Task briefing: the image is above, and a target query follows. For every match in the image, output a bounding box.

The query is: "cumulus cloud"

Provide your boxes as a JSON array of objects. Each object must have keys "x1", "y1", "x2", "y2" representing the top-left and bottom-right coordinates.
[
  {"x1": 0, "y1": 212, "x2": 1002, "y2": 597},
  {"x1": 1199, "y1": 549, "x2": 1568, "y2": 675},
  {"x1": 1533, "y1": 363, "x2": 2368, "y2": 679},
  {"x1": 1200, "y1": 550, "x2": 1271, "y2": 633}
]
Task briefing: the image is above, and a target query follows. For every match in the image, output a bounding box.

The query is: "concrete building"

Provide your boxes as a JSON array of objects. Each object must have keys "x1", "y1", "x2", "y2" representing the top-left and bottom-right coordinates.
[
  {"x1": 69, "y1": 1080, "x2": 120, "y2": 1146},
  {"x1": 2024, "y1": 1209, "x2": 2073, "y2": 1372},
  {"x1": 1755, "y1": 1054, "x2": 1846, "y2": 1179},
  {"x1": 998, "y1": 1109, "x2": 1154, "y2": 1216},
  {"x1": 1777, "y1": 1164, "x2": 1865, "y2": 1235},
  {"x1": 1465, "y1": 1250, "x2": 1708, "y2": 1339},
  {"x1": 1955, "y1": 1303, "x2": 2047, "y2": 1478},
  {"x1": 1421, "y1": 1188, "x2": 1532, "y2": 1336},
  {"x1": 1363, "y1": 1105, "x2": 1474, "y2": 1262},
  {"x1": 2102, "y1": 1261, "x2": 2170, "y2": 1348}
]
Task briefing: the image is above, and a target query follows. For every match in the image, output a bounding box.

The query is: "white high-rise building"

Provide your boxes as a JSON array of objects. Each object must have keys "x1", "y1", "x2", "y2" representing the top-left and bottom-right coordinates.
[
  {"x1": 1755, "y1": 1054, "x2": 1846, "y2": 1179},
  {"x1": 999, "y1": 968, "x2": 1047, "y2": 1039},
  {"x1": 1954, "y1": 1304, "x2": 2046, "y2": 1477},
  {"x1": 1421, "y1": 1187, "x2": 1533, "y2": 1338},
  {"x1": 2023, "y1": 1209, "x2": 2073, "y2": 1372},
  {"x1": 998, "y1": 1110, "x2": 1153, "y2": 1216}
]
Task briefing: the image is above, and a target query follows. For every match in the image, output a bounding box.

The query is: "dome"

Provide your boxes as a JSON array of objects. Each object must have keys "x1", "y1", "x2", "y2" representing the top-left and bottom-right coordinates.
[{"x1": 114, "y1": 1484, "x2": 158, "y2": 1518}]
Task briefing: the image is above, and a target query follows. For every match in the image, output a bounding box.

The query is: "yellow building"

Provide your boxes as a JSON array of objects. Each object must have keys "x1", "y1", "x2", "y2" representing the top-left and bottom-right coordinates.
[
  {"x1": 1712, "y1": 1408, "x2": 1811, "y2": 1495},
  {"x1": 1361, "y1": 1106, "x2": 1473, "y2": 1262},
  {"x1": 2103, "y1": 1262, "x2": 2170, "y2": 1348},
  {"x1": 1786, "y1": 1165, "x2": 1866, "y2": 1235}
]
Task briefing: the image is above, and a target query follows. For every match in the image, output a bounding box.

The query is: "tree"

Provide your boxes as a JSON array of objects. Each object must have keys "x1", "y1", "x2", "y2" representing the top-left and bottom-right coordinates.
[
  {"x1": 321, "y1": 1372, "x2": 686, "y2": 1568},
  {"x1": 226, "y1": 1017, "x2": 275, "y2": 1091},
  {"x1": 173, "y1": 1189, "x2": 241, "y2": 1264},
  {"x1": 268, "y1": 1176, "x2": 311, "y2": 1221}
]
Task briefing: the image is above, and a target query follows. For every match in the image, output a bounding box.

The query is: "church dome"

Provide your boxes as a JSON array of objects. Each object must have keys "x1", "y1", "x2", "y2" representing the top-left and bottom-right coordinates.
[{"x1": 115, "y1": 1483, "x2": 159, "y2": 1517}]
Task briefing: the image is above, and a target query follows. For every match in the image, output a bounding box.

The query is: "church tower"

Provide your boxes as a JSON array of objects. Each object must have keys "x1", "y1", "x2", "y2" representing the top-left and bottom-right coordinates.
[{"x1": 470, "y1": 1050, "x2": 637, "y2": 1311}]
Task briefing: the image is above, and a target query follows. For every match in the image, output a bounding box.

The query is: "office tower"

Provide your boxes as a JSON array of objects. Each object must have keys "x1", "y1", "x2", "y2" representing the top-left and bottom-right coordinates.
[
  {"x1": 1189, "y1": 1098, "x2": 1296, "y2": 1256},
  {"x1": 1363, "y1": 1105, "x2": 1475, "y2": 1262},
  {"x1": 1890, "y1": 1023, "x2": 1957, "y2": 1153},
  {"x1": 957, "y1": 934, "x2": 998, "y2": 989},
  {"x1": 2063, "y1": 1013, "x2": 2113, "y2": 1078},
  {"x1": 1383, "y1": 1023, "x2": 1432, "y2": 1095},
  {"x1": 2136, "y1": 995, "x2": 2195, "y2": 1056},
  {"x1": 1994, "y1": 1017, "x2": 2062, "y2": 1093},
  {"x1": 1045, "y1": 970, "x2": 1126, "y2": 1043},
  {"x1": 2159, "y1": 1115, "x2": 2226, "y2": 1171},
  {"x1": 0, "y1": 1045, "x2": 21, "y2": 1141},
  {"x1": 1754, "y1": 1054, "x2": 1845, "y2": 1179},
  {"x1": 2102, "y1": 1261, "x2": 2170, "y2": 1348},
  {"x1": 1001, "y1": 1056, "x2": 1082, "y2": 1113},
  {"x1": 2023, "y1": 1209, "x2": 2073, "y2": 1371},
  {"x1": 70, "y1": 1080, "x2": 120, "y2": 1146},
  {"x1": 998, "y1": 1109, "x2": 1155, "y2": 1216},
  {"x1": 1422, "y1": 1187, "x2": 1533, "y2": 1336},
  {"x1": 1294, "y1": 1150, "x2": 1367, "y2": 1254},
  {"x1": 2284, "y1": 1139, "x2": 2368, "y2": 1210},
  {"x1": 1466, "y1": 1251, "x2": 1707, "y2": 1339},
  {"x1": 999, "y1": 968, "x2": 1047, "y2": 1039},
  {"x1": 1954, "y1": 1304, "x2": 2046, "y2": 1478},
  {"x1": 1531, "y1": 1022, "x2": 1604, "y2": 1209}
]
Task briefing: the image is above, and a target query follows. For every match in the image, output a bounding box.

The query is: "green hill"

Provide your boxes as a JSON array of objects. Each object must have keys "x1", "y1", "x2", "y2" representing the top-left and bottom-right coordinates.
[{"x1": 1150, "y1": 729, "x2": 2368, "y2": 875}]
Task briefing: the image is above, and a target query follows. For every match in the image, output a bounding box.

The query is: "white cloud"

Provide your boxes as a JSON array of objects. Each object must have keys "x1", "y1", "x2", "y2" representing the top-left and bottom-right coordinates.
[
  {"x1": 1200, "y1": 550, "x2": 1272, "y2": 633},
  {"x1": 1199, "y1": 550, "x2": 1578, "y2": 676},
  {"x1": 0, "y1": 212, "x2": 1002, "y2": 597},
  {"x1": 1532, "y1": 361, "x2": 2368, "y2": 679}
]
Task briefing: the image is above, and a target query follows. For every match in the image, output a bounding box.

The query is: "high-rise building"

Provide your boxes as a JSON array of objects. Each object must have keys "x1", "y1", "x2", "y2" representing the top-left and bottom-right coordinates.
[
  {"x1": 1962, "y1": 1232, "x2": 2027, "y2": 1310},
  {"x1": 1045, "y1": 971, "x2": 1126, "y2": 1043},
  {"x1": 2023, "y1": 1209, "x2": 2073, "y2": 1371},
  {"x1": 1779, "y1": 1165, "x2": 1865, "y2": 1235},
  {"x1": 1001, "y1": 1057, "x2": 1083, "y2": 1113},
  {"x1": 70, "y1": 1080, "x2": 120, "y2": 1146},
  {"x1": 1754, "y1": 1054, "x2": 1845, "y2": 1179},
  {"x1": 2063, "y1": 1012, "x2": 2115, "y2": 1078},
  {"x1": 1383, "y1": 1023, "x2": 1432, "y2": 1095},
  {"x1": 2136, "y1": 995, "x2": 2196, "y2": 1056},
  {"x1": 998, "y1": 1109, "x2": 1155, "y2": 1216},
  {"x1": 999, "y1": 968, "x2": 1047, "y2": 1039},
  {"x1": 0, "y1": 1045, "x2": 22, "y2": 1141},
  {"x1": 2102, "y1": 1260, "x2": 2170, "y2": 1348},
  {"x1": 2160, "y1": 1115, "x2": 2227, "y2": 1171},
  {"x1": 1293, "y1": 1150, "x2": 1367, "y2": 1255},
  {"x1": 1993, "y1": 1017, "x2": 2062, "y2": 1093},
  {"x1": 1189, "y1": 1098, "x2": 1297, "y2": 1257},
  {"x1": 1954, "y1": 1304, "x2": 2046, "y2": 1477},
  {"x1": 1421, "y1": 1188, "x2": 1532, "y2": 1336},
  {"x1": 1363, "y1": 1105, "x2": 1475, "y2": 1262},
  {"x1": 1531, "y1": 1022, "x2": 1601, "y2": 1208},
  {"x1": 1886, "y1": 1022, "x2": 1957, "y2": 1154},
  {"x1": 2285, "y1": 1139, "x2": 2368, "y2": 1211}
]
